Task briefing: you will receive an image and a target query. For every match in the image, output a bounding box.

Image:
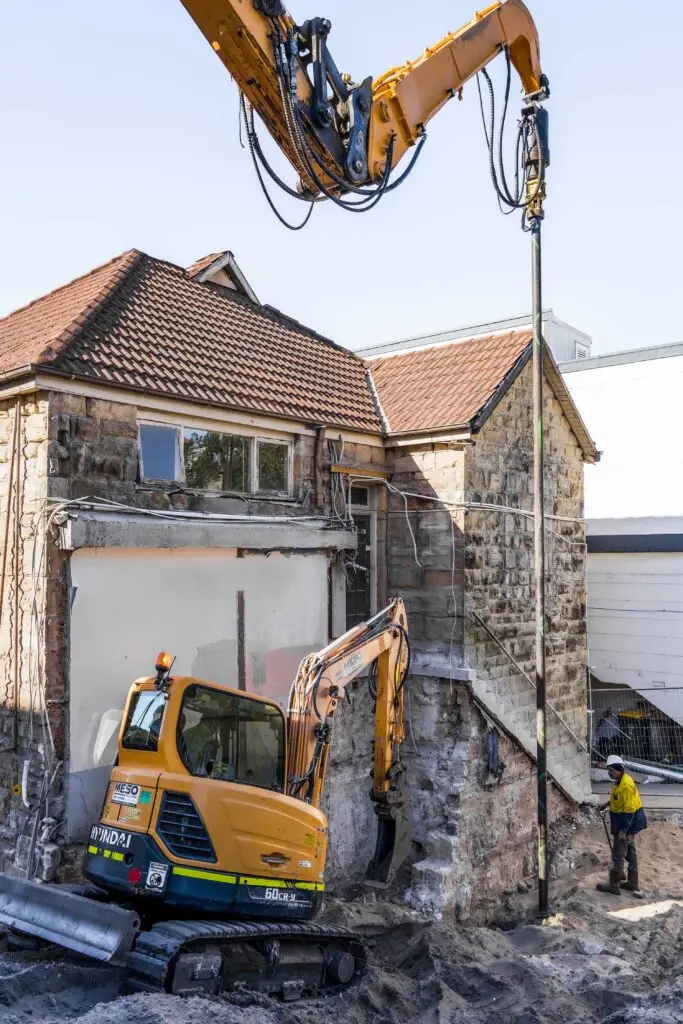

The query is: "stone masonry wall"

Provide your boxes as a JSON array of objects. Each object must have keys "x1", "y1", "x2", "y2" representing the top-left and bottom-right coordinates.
[
  {"x1": 0, "y1": 387, "x2": 388, "y2": 875},
  {"x1": 46, "y1": 392, "x2": 326, "y2": 516},
  {"x1": 386, "y1": 444, "x2": 466, "y2": 652},
  {"x1": 0, "y1": 393, "x2": 64, "y2": 876},
  {"x1": 325, "y1": 673, "x2": 571, "y2": 922},
  {"x1": 463, "y1": 364, "x2": 589, "y2": 780},
  {"x1": 405, "y1": 677, "x2": 572, "y2": 923},
  {"x1": 375, "y1": 363, "x2": 590, "y2": 914}
]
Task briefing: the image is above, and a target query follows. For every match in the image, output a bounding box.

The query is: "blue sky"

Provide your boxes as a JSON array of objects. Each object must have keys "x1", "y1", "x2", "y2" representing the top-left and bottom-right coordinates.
[{"x1": 1, "y1": 1, "x2": 681, "y2": 355}]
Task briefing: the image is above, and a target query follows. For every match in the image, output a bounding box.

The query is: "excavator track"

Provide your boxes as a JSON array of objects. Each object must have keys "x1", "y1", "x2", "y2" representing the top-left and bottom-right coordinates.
[{"x1": 126, "y1": 919, "x2": 367, "y2": 999}]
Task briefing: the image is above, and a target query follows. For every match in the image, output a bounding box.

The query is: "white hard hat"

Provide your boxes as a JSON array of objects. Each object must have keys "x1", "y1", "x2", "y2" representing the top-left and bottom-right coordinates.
[{"x1": 605, "y1": 754, "x2": 625, "y2": 768}]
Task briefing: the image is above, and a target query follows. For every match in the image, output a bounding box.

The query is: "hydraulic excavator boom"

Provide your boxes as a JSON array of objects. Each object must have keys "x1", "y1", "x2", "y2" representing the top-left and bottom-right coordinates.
[
  {"x1": 178, "y1": 0, "x2": 548, "y2": 197},
  {"x1": 0, "y1": 601, "x2": 410, "y2": 998}
]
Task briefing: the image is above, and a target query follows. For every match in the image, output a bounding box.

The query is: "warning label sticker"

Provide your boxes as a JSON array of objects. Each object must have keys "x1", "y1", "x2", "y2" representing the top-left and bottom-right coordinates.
[
  {"x1": 112, "y1": 782, "x2": 139, "y2": 806},
  {"x1": 145, "y1": 862, "x2": 169, "y2": 891}
]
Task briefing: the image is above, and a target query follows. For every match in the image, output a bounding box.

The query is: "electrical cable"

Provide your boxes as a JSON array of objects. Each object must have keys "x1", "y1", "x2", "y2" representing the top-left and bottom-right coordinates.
[
  {"x1": 238, "y1": 18, "x2": 426, "y2": 226},
  {"x1": 476, "y1": 51, "x2": 545, "y2": 222}
]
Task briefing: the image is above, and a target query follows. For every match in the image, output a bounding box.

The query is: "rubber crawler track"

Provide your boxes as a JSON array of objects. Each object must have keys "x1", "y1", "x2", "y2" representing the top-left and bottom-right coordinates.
[{"x1": 127, "y1": 919, "x2": 367, "y2": 995}]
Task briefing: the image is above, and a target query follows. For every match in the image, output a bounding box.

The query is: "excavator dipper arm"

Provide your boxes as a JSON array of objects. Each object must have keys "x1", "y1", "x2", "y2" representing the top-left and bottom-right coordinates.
[
  {"x1": 178, "y1": 0, "x2": 547, "y2": 196},
  {"x1": 286, "y1": 598, "x2": 410, "y2": 880}
]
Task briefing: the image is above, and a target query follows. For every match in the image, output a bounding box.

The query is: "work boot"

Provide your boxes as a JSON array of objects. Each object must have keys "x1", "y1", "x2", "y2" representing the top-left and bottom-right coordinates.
[
  {"x1": 622, "y1": 872, "x2": 644, "y2": 898},
  {"x1": 596, "y1": 869, "x2": 621, "y2": 895}
]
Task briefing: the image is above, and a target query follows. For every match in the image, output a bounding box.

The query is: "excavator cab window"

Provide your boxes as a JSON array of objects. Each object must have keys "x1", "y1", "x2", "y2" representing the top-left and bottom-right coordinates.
[
  {"x1": 122, "y1": 690, "x2": 167, "y2": 751},
  {"x1": 177, "y1": 684, "x2": 285, "y2": 792}
]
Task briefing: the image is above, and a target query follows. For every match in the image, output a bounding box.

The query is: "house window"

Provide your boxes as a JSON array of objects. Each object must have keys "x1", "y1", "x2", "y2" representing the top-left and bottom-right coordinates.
[
  {"x1": 138, "y1": 421, "x2": 293, "y2": 496},
  {"x1": 257, "y1": 440, "x2": 289, "y2": 494},
  {"x1": 184, "y1": 429, "x2": 251, "y2": 492},
  {"x1": 139, "y1": 424, "x2": 181, "y2": 481}
]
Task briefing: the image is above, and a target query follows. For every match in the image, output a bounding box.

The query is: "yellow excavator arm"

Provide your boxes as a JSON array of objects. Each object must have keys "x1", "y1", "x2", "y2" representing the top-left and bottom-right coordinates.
[
  {"x1": 178, "y1": 0, "x2": 547, "y2": 196},
  {"x1": 287, "y1": 597, "x2": 410, "y2": 879}
]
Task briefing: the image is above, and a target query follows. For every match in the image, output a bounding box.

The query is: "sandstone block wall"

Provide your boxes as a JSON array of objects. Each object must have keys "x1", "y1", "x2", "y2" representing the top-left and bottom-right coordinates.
[
  {"x1": 386, "y1": 445, "x2": 466, "y2": 653},
  {"x1": 376, "y1": 363, "x2": 591, "y2": 912},
  {"x1": 0, "y1": 394, "x2": 64, "y2": 860},
  {"x1": 464, "y1": 367, "x2": 589, "y2": 775},
  {"x1": 326, "y1": 674, "x2": 571, "y2": 922},
  {"x1": 0, "y1": 387, "x2": 386, "y2": 873}
]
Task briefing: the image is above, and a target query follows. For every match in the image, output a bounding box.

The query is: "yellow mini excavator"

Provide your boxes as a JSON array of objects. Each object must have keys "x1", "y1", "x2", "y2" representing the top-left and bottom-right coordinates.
[{"x1": 0, "y1": 600, "x2": 410, "y2": 998}]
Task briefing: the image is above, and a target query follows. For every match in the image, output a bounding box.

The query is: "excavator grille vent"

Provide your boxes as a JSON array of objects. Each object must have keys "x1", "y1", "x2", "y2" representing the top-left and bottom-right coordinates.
[{"x1": 156, "y1": 792, "x2": 216, "y2": 862}]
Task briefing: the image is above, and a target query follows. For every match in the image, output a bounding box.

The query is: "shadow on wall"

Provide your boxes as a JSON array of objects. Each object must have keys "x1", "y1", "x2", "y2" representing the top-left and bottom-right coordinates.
[{"x1": 385, "y1": 448, "x2": 466, "y2": 653}]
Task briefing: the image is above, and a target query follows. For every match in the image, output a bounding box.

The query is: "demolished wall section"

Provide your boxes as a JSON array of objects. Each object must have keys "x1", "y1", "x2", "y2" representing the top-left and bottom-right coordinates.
[{"x1": 326, "y1": 673, "x2": 572, "y2": 922}]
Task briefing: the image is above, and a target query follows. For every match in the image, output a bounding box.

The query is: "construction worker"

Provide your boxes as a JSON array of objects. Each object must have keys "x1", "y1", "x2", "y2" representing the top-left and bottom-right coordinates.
[{"x1": 596, "y1": 754, "x2": 647, "y2": 896}]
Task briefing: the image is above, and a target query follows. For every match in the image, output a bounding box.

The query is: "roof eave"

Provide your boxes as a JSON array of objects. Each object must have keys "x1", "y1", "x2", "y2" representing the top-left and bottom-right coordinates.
[{"x1": 24, "y1": 365, "x2": 383, "y2": 437}]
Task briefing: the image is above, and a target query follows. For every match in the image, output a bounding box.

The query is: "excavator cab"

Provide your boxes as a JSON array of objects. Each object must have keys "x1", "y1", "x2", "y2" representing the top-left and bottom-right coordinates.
[{"x1": 84, "y1": 667, "x2": 328, "y2": 922}]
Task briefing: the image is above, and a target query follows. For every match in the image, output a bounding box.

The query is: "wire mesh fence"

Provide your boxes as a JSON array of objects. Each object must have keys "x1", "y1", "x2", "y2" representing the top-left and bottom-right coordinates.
[{"x1": 589, "y1": 686, "x2": 683, "y2": 774}]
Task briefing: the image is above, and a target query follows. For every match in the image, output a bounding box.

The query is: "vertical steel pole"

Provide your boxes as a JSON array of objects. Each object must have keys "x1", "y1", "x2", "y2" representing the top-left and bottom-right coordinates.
[{"x1": 531, "y1": 215, "x2": 548, "y2": 918}]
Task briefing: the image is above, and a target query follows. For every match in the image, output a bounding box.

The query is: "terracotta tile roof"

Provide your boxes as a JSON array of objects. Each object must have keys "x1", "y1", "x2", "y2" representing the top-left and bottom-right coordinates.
[
  {"x1": 0, "y1": 251, "x2": 381, "y2": 433},
  {"x1": 0, "y1": 250, "x2": 138, "y2": 376},
  {"x1": 367, "y1": 330, "x2": 532, "y2": 434},
  {"x1": 367, "y1": 329, "x2": 599, "y2": 462}
]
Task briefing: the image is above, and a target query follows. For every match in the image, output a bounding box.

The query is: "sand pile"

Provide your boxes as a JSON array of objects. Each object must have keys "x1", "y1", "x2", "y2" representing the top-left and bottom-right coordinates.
[{"x1": 1, "y1": 817, "x2": 683, "y2": 1024}]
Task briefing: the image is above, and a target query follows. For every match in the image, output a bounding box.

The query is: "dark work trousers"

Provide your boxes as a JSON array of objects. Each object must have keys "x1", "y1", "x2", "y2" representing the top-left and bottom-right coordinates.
[{"x1": 612, "y1": 834, "x2": 637, "y2": 878}]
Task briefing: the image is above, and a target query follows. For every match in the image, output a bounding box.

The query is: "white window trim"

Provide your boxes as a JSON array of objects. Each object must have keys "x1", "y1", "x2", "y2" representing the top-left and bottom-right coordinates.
[
  {"x1": 138, "y1": 419, "x2": 293, "y2": 497},
  {"x1": 254, "y1": 437, "x2": 293, "y2": 498}
]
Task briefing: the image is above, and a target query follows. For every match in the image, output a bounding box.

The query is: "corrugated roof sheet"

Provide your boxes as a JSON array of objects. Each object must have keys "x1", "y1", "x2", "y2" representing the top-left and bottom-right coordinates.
[{"x1": 0, "y1": 250, "x2": 381, "y2": 433}]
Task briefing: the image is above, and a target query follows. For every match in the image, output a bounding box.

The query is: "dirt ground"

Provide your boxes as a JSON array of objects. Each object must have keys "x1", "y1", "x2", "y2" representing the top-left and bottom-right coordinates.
[{"x1": 2, "y1": 815, "x2": 683, "y2": 1024}]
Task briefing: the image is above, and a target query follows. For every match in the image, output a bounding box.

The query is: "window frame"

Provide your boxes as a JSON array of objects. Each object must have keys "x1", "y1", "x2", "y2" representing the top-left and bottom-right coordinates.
[
  {"x1": 176, "y1": 683, "x2": 287, "y2": 793},
  {"x1": 138, "y1": 423, "x2": 183, "y2": 484},
  {"x1": 138, "y1": 419, "x2": 293, "y2": 497},
  {"x1": 255, "y1": 436, "x2": 292, "y2": 497},
  {"x1": 182, "y1": 426, "x2": 253, "y2": 494}
]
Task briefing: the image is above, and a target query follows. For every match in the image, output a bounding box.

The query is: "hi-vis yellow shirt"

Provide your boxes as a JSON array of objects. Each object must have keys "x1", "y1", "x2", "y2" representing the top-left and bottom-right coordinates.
[
  {"x1": 609, "y1": 772, "x2": 643, "y2": 815},
  {"x1": 609, "y1": 771, "x2": 647, "y2": 836}
]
